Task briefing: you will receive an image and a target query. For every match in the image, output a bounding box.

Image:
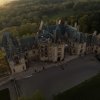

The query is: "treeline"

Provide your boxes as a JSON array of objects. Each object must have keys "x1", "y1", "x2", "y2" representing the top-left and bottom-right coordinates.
[
  {"x1": 0, "y1": 0, "x2": 100, "y2": 37},
  {"x1": 67, "y1": 12, "x2": 100, "y2": 33},
  {"x1": 0, "y1": 50, "x2": 9, "y2": 77}
]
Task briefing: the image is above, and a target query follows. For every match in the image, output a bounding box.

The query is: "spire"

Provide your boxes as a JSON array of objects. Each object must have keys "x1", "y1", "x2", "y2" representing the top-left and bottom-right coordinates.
[
  {"x1": 74, "y1": 22, "x2": 77, "y2": 29},
  {"x1": 58, "y1": 19, "x2": 65, "y2": 25},
  {"x1": 39, "y1": 20, "x2": 44, "y2": 31}
]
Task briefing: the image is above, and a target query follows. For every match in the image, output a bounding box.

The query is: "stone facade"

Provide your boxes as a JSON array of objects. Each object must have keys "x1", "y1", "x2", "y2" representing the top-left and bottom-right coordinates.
[
  {"x1": 34, "y1": 42, "x2": 65, "y2": 62},
  {"x1": 47, "y1": 43, "x2": 65, "y2": 62},
  {"x1": 8, "y1": 57, "x2": 26, "y2": 74},
  {"x1": 1, "y1": 20, "x2": 100, "y2": 74},
  {"x1": 86, "y1": 33, "x2": 100, "y2": 55},
  {"x1": 96, "y1": 34, "x2": 100, "y2": 54},
  {"x1": 68, "y1": 41, "x2": 86, "y2": 55}
]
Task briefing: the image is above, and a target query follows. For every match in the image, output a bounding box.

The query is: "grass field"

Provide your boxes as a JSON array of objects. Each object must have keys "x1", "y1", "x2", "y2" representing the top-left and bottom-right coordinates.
[
  {"x1": 0, "y1": 88, "x2": 10, "y2": 100},
  {"x1": 54, "y1": 73, "x2": 100, "y2": 100}
]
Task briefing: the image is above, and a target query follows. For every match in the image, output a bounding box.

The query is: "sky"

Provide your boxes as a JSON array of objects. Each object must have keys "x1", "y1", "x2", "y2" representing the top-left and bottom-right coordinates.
[{"x1": 0, "y1": 0, "x2": 15, "y2": 6}]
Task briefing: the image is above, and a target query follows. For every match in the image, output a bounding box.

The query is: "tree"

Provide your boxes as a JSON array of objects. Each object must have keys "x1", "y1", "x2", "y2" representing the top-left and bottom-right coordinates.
[
  {"x1": 31, "y1": 90, "x2": 45, "y2": 100},
  {"x1": 0, "y1": 50, "x2": 9, "y2": 76},
  {"x1": 19, "y1": 23, "x2": 37, "y2": 36},
  {"x1": 78, "y1": 15, "x2": 91, "y2": 33},
  {"x1": 90, "y1": 13, "x2": 100, "y2": 32},
  {"x1": 18, "y1": 97, "x2": 30, "y2": 100},
  {"x1": 18, "y1": 90, "x2": 45, "y2": 100},
  {"x1": 67, "y1": 16, "x2": 77, "y2": 26}
]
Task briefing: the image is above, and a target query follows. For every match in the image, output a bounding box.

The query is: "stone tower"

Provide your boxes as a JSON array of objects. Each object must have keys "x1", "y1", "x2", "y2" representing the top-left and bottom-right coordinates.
[{"x1": 2, "y1": 32, "x2": 26, "y2": 74}]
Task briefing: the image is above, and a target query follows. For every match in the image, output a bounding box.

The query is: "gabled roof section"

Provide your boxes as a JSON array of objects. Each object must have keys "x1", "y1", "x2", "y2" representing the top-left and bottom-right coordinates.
[
  {"x1": 20, "y1": 36, "x2": 35, "y2": 51},
  {"x1": 66, "y1": 25, "x2": 87, "y2": 43},
  {"x1": 2, "y1": 32, "x2": 21, "y2": 60},
  {"x1": 37, "y1": 30, "x2": 54, "y2": 43}
]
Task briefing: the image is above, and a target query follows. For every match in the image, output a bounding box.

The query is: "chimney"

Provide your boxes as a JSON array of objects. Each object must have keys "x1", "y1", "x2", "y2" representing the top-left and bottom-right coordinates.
[
  {"x1": 93, "y1": 31, "x2": 97, "y2": 36},
  {"x1": 74, "y1": 22, "x2": 77, "y2": 29},
  {"x1": 57, "y1": 19, "x2": 65, "y2": 25},
  {"x1": 58, "y1": 20, "x2": 61, "y2": 24}
]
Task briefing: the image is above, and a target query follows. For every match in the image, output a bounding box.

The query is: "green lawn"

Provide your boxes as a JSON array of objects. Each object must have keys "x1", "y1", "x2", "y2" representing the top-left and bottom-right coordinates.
[
  {"x1": 54, "y1": 73, "x2": 100, "y2": 100},
  {"x1": 0, "y1": 88, "x2": 10, "y2": 100}
]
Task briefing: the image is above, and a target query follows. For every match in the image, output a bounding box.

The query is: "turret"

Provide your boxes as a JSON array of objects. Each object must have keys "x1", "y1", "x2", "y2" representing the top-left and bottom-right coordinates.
[{"x1": 74, "y1": 22, "x2": 79, "y2": 31}]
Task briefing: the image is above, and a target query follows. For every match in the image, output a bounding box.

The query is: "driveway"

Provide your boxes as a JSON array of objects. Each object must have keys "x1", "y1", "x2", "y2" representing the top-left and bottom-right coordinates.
[
  {"x1": 18, "y1": 56, "x2": 100, "y2": 100},
  {"x1": 0, "y1": 55, "x2": 100, "y2": 100}
]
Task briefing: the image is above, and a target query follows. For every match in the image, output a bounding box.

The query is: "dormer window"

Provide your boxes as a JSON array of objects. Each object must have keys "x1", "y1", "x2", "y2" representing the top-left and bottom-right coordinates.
[{"x1": 14, "y1": 56, "x2": 20, "y2": 65}]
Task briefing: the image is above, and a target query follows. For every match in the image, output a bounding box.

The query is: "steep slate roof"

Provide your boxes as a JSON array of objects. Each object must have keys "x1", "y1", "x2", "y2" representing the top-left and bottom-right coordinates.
[
  {"x1": 65, "y1": 25, "x2": 87, "y2": 43},
  {"x1": 2, "y1": 32, "x2": 21, "y2": 60},
  {"x1": 86, "y1": 34, "x2": 98, "y2": 45},
  {"x1": 55, "y1": 24, "x2": 67, "y2": 41},
  {"x1": 37, "y1": 30, "x2": 54, "y2": 43},
  {"x1": 96, "y1": 34, "x2": 100, "y2": 45},
  {"x1": 44, "y1": 25, "x2": 56, "y2": 34},
  {"x1": 20, "y1": 36, "x2": 35, "y2": 51},
  {"x1": 66, "y1": 26, "x2": 78, "y2": 40},
  {"x1": 2, "y1": 33, "x2": 36, "y2": 60},
  {"x1": 41, "y1": 23, "x2": 87, "y2": 43},
  {"x1": 80, "y1": 32, "x2": 87, "y2": 43}
]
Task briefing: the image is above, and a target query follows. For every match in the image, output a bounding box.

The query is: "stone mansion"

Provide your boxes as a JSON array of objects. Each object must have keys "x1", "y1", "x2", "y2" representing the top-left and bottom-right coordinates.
[{"x1": 1, "y1": 20, "x2": 100, "y2": 74}]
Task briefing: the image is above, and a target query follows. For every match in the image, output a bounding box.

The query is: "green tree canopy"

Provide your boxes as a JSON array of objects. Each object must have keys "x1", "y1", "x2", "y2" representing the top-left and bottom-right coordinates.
[{"x1": 18, "y1": 90, "x2": 45, "y2": 100}]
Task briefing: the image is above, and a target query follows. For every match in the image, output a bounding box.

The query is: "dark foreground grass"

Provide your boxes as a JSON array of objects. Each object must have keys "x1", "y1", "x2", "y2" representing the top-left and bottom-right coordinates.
[
  {"x1": 54, "y1": 73, "x2": 100, "y2": 100},
  {"x1": 0, "y1": 88, "x2": 10, "y2": 100}
]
